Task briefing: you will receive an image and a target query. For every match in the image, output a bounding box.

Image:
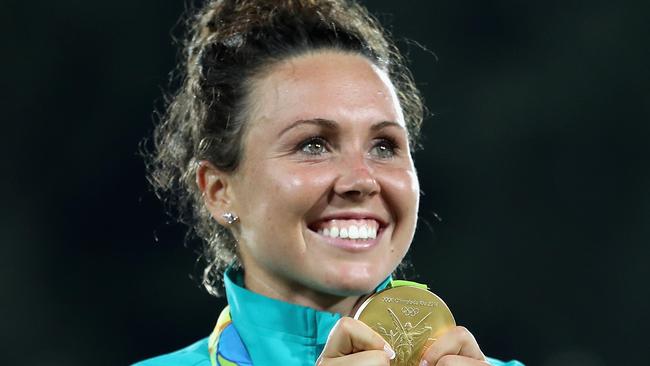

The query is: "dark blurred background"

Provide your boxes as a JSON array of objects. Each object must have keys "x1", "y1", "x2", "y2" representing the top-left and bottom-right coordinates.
[{"x1": 2, "y1": 0, "x2": 648, "y2": 365}]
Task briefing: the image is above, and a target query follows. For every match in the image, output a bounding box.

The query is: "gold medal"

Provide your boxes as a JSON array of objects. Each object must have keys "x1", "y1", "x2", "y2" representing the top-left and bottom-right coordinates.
[{"x1": 353, "y1": 285, "x2": 455, "y2": 366}]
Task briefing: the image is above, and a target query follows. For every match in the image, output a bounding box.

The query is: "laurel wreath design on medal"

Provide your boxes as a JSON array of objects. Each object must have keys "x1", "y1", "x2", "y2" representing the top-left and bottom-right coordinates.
[
  {"x1": 354, "y1": 285, "x2": 456, "y2": 366},
  {"x1": 376, "y1": 308, "x2": 433, "y2": 365}
]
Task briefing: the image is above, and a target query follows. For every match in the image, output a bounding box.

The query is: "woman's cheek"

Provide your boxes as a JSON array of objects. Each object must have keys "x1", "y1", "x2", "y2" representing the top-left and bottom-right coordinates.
[
  {"x1": 283, "y1": 164, "x2": 336, "y2": 191},
  {"x1": 381, "y1": 167, "x2": 420, "y2": 207}
]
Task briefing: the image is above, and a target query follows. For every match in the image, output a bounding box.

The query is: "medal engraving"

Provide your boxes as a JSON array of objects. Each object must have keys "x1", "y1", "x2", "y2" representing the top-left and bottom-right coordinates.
[{"x1": 354, "y1": 286, "x2": 455, "y2": 366}]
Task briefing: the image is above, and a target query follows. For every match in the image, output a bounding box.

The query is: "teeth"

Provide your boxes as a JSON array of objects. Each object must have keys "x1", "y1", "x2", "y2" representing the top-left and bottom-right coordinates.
[
  {"x1": 359, "y1": 226, "x2": 368, "y2": 239},
  {"x1": 329, "y1": 227, "x2": 339, "y2": 238},
  {"x1": 369, "y1": 227, "x2": 377, "y2": 239},
  {"x1": 340, "y1": 228, "x2": 349, "y2": 238},
  {"x1": 348, "y1": 226, "x2": 359, "y2": 239},
  {"x1": 317, "y1": 224, "x2": 378, "y2": 240}
]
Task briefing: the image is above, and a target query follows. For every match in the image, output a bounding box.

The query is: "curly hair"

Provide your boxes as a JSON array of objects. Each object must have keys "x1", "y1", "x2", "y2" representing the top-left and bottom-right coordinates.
[{"x1": 145, "y1": 0, "x2": 424, "y2": 296}]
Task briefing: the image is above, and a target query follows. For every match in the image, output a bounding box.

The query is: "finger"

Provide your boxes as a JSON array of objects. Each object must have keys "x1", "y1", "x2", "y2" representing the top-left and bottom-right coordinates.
[
  {"x1": 421, "y1": 326, "x2": 486, "y2": 366},
  {"x1": 319, "y1": 317, "x2": 393, "y2": 358},
  {"x1": 427, "y1": 355, "x2": 491, "y2": 366},
  {"x1": 317, "y1": 350, "x2": 392, "y2": 366}
]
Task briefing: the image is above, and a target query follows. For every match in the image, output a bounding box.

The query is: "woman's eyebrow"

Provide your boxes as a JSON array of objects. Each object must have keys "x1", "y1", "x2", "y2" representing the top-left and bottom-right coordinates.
[
  {"x1": 278, "y1": 119, "x2": 403, "y2": 137},
  {"x1": 371, "y1": 120, "x2": 404, "y2": 132},
  {"x1": 277, "y1": 118, "x2": 338, "y2": 137}
]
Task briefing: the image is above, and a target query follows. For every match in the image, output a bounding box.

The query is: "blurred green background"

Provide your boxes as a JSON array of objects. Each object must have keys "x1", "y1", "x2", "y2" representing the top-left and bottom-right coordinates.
[{"x1": 1, "y1": 0, "x2": 648, "y2": 365}]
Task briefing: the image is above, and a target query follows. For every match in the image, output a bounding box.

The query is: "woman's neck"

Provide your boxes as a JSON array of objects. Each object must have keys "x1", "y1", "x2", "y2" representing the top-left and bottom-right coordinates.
[{"x1": 243, "y1": 270, "x2": 368, "y2": 316}]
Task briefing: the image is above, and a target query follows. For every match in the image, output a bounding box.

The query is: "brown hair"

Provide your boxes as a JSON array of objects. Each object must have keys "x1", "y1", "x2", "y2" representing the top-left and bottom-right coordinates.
[{"x1": 145, "y1": 0, "x2": 424, "y2": 295}]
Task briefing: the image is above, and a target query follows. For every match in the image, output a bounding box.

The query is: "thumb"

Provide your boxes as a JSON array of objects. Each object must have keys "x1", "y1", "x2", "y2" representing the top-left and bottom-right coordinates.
[{"x1": 319, "y1": 317, "x2": 395, "y2": 359}]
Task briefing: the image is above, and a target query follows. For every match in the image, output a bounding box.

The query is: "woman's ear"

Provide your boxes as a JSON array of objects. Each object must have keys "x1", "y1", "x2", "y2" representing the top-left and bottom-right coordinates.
[{"x1": 196, "y1": 160, "x2": 235, "y2": 226}]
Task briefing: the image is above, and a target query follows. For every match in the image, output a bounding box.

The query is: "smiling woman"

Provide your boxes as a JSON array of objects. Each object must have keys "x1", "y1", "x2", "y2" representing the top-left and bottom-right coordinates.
[
  {"x1": 217, "y1": 52, "x2": 419, "y2": 306},
  {"x1": 134, "y1": 1, "x2": 522, "y2": 366}
]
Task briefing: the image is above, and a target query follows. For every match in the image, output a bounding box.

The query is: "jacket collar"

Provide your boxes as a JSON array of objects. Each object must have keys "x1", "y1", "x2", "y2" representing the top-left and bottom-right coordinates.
[{"x1": 223, "y1": 267, "x2": 392, "y2": 365}]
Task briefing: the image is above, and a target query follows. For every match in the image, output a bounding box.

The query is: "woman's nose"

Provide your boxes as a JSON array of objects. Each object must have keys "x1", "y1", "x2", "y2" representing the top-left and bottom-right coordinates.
[{"x1": 333, "y1": 157, "x2": 380, "y2": 200}]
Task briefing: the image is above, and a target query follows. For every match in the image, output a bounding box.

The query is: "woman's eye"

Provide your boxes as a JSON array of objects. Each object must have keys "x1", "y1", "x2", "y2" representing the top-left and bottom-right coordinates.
[
  {"x1": 370, "y1": 139, "x2": 397, "y2": 159},
  {"x1": 298, "y1": 137, "x2": 329, "y2": 155}
]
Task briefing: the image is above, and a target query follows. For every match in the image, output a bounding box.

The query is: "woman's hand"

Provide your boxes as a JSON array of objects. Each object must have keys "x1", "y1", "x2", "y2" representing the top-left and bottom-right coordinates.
[
  {"x1": 419, "y1": 326, "x2": 490, "y2": 366},
  {"x1": 317, "y1": 317, "x2": 396, "y2": 366},
  {"x1": 318, "y1": 319, "x2": 490, "y2": 366}
]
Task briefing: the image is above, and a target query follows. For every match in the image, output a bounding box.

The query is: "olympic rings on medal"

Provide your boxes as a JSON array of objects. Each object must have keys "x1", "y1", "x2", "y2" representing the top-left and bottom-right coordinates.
[{"x1": 401, "y1": 306, "x2": 419, "y2": 317}]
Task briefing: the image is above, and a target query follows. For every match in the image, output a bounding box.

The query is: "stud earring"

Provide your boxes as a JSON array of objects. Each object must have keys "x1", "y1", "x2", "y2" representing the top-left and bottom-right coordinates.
[{"x1": 222, "y1": 212, "x2": 239, "y2": 224}]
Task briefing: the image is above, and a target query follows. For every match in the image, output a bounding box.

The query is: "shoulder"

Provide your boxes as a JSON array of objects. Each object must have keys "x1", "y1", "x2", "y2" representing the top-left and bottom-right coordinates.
[
  {"x1": 131, "y1": 338, "x2": 211, "y2": 366},
  {"x1": 486, "y1": 356, "x2": 526, "y2": 366}
]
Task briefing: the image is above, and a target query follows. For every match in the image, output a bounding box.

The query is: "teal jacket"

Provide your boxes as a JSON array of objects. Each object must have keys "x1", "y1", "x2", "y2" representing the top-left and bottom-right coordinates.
[{"x1": 133, "y1": 269, "x2": 524, "y2": 366}]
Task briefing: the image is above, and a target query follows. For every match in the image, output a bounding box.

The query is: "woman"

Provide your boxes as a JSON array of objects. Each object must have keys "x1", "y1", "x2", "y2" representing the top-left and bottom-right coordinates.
[{"x1": 135, "y1": 1, "x2": 523, "y2": 365}]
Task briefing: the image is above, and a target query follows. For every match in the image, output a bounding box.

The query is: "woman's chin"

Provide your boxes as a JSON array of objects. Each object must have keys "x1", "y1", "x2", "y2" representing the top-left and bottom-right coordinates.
[{"x1": 316, "y1": 263, "x2": 389, "y2": 296}]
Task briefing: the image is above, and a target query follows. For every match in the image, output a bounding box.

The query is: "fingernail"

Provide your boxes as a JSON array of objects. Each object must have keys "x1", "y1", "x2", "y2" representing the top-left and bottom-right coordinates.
[
  {"x1": 419, "y1": 361, "x2": 429, "y2": 366},
  {"x1": 384, "y1": 343, "x2": 396, "y2": 360}
]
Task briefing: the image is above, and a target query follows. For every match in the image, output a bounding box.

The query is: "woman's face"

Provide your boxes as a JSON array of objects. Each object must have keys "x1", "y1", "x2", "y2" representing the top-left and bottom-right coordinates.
[{"x1": 228, "y1": 51, "x2": 419, "y2": 302}]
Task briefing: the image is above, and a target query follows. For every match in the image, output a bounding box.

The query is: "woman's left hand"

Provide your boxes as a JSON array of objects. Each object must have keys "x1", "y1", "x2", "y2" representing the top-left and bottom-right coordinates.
[{"x1": 419, "y1": 326, "x2": 490, "y2": 366}]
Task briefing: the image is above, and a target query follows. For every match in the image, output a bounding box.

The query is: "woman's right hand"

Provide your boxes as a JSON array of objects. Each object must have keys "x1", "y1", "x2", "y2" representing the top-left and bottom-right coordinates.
[{"x1": 317, "y1": 317, "x2": 396, "y2": 366}]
